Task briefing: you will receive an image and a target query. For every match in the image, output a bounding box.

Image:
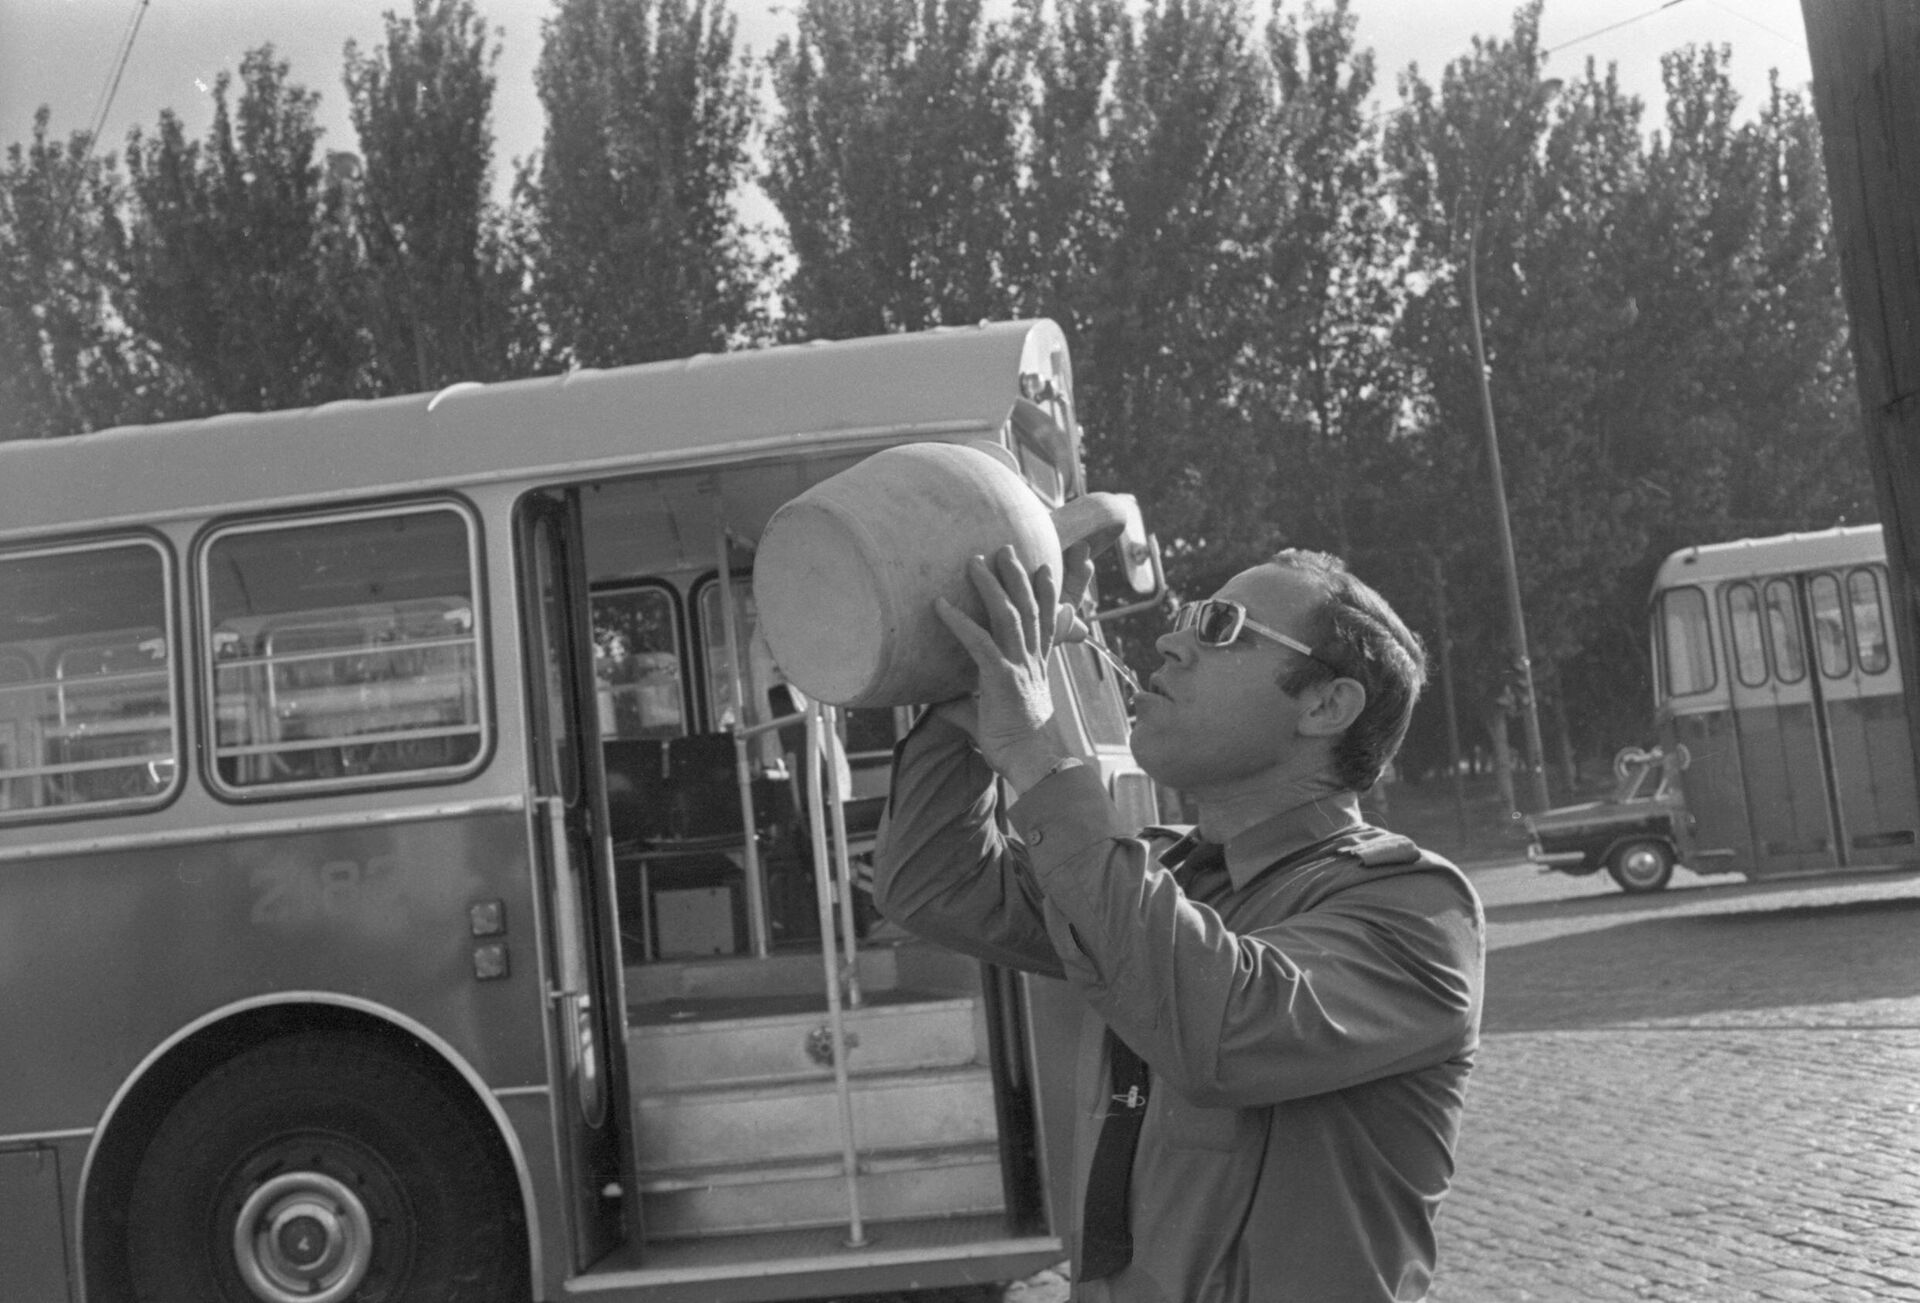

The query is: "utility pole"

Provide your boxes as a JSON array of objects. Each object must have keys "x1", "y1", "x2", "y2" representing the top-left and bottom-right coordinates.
[
  {"x1": 1430, "y1": 554, "x2": 1470, "y2": 844},
  {"x1": 1460, "y1": 81, "x2": 1560, "y2": 816},
  {"x1": 1799, "y1": 2, "x2": 1920, "y2": 805}
]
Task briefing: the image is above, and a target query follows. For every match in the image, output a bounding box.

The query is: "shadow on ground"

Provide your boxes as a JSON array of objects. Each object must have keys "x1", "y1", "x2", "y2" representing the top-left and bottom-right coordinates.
[{"x1": 1484, "y1": 892, "x2": 1920, "y2": 1033}]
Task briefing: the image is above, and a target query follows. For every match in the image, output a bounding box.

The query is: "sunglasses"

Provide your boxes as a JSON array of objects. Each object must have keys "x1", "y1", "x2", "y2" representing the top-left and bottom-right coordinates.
[{"x1": 1173, "y1": 599, "x2": 1324, "y2": 663}]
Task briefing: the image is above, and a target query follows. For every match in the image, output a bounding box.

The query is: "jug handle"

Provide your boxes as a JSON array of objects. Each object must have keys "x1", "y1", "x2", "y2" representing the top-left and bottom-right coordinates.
[{"x1": 1051, "y1": 491, "x2": 1139, "y2": 558}]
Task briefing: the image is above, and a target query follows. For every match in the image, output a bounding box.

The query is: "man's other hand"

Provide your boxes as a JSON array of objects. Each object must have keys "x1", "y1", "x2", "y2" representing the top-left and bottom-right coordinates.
[{"x1": 934, "y1": 545, "x2": 1080, "y2": 791}]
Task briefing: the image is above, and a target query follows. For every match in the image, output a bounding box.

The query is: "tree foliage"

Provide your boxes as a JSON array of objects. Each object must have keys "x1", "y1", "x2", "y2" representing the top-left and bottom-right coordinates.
[
  {"x1": 344, "y1": 0, "x2": 537, "y2": 390},
  {"x1": 116, "y1": 48, "x2": 362, "y2": 417},
  {"x1": 525, "y1": 0, "x2": 764, "y2": 365},
  {"x1": 765, "y1": 0, "x2": 1025, "y2": 338},
  {"x1": 0, "y1": 110, "x2": 145, "y2": 438}
]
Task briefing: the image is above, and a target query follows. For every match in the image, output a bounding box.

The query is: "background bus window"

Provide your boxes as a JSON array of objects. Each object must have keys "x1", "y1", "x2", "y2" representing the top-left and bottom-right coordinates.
[
  {"x1": 1726, "y1": 583, "x2": 1769, "y2": 687},
  {"x1": 1660, "y1": 587, "x2": 1716, "y2": 696},
  {"x1": 1808, "y1": 573, "x2": 1850, "y2": 678},
  {"x1": 202, "y1": 505, "x2": 486, "y2": 792},
  {"x1": 592, "y1": 584, "x2": 685, "y2": 741},
  {"x1": 0, "y1": 541, "x2": 177, "y2": 818},
  {"x1": 1848, "y1": 569, "x2": 1892, "y2": 675},
  {"x1": 1763, "y1": 579, "x2": 1806, "y2": 683}
]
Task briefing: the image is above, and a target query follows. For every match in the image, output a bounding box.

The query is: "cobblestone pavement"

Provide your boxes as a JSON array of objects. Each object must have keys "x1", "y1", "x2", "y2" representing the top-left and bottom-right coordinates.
[
  {"x1": 1427, "y1": 858, "x2": 1920, "y2": 1303},
  {"x1": 990, "y1": 857, "x2": 1920, "y2": 1303}
]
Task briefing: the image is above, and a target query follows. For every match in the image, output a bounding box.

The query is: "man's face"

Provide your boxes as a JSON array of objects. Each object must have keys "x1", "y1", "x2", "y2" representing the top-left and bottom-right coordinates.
[{"x1": 1127, "y1": 562, "x2": 1326, "y2": 796}]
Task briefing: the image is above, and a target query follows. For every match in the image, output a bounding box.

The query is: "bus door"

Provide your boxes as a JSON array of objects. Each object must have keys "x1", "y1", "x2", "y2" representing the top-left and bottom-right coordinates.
[
  {"x1": 1803, "y1": 566, "x2": 1920, "y2": 864},
  {"x1": 519, "y1": 490, "x2": 631, "y2": 1268},
  {"x1": 1722, "y1": 576, "x2": 1840, "y2": 876}
]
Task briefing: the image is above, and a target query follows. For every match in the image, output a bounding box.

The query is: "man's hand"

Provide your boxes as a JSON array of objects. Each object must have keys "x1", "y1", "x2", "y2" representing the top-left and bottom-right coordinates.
[{"x1": 934, "y1": 545, "x2": 1087, "y2": 792}]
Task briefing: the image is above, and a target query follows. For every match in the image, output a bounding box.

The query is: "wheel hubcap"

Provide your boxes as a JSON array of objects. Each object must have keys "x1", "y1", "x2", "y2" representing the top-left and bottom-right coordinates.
[
  {"x1": 233, "y1": 1171, "x2": 373, "y2": 1303},
  {"x1": 1621, "y1": 847, "x2": 1664, "y2": 885}
]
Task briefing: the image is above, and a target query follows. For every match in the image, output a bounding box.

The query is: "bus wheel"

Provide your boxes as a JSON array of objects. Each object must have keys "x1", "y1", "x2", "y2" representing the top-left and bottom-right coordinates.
[
  {"x1": 1607, "y1": 840, "x2": 1674, "y2": 894},
  {"x1": 126, "y1": 1031, "x2": 526, "y2": 1303}
]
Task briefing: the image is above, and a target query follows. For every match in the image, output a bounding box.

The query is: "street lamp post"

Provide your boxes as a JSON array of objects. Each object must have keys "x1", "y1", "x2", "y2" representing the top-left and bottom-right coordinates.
[{"x1": 1462, "y1": 92, "x2": 1556, "y2": 815}]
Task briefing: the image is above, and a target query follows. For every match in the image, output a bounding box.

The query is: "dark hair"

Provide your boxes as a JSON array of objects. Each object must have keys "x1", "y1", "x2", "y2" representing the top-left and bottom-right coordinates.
[{"x1": 1268, "y1": 549, "x2": 1427, "y2": 791}]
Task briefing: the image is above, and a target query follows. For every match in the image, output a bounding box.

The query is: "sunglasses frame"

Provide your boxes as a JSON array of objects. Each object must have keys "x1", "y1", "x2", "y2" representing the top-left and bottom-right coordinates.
[{"x1": 1173, "y1": 599, "x2": 1323, "y2": 662}]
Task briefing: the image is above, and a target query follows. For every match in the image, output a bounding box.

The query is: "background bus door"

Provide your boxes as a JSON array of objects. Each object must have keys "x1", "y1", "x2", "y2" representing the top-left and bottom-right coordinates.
[
  {"x1": 521, "y1": 491, "x2": 632, "y2": 1269},
  {"x1": 1801, "y1": 566, "x2": 1920, "y2": 864},
  {"x1": 1724, "y1": 575, "x2": 1841, "y2": 876}
]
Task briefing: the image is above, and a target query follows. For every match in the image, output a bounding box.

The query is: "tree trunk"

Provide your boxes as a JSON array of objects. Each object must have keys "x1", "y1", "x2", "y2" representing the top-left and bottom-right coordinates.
[
  {"x1": 1549, "y1": 686, "x2": 1580, "y2": 794},
  {"x1": 1486, "y1": 706, "x2": 1517, "y2": 819}
]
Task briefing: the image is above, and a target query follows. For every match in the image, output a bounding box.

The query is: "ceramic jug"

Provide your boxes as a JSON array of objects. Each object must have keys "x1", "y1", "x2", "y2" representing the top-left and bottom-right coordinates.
[{"x1": 753, "y1": 441, "x2": 1129, "y2": 707}]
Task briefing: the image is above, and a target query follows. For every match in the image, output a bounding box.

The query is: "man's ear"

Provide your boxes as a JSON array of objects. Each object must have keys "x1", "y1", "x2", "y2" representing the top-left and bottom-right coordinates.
[{"x1": 1298, "y1": 677, "x2": 1366, "y2": 738}]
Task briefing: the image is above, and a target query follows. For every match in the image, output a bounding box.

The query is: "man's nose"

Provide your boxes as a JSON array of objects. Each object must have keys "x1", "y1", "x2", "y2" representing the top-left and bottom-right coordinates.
[{"x1": 1154, "y1": 628, "x2": 1195, "y2": 664}]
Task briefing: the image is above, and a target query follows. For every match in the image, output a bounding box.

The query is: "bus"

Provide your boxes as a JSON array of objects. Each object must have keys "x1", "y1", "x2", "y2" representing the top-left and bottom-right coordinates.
[
  {"x1": 0, "y1": 320, "x2": 1163, "y2": 1303},
  {"x1": 1533, "y1": 524, "x2": 1919, "y2": 893}
]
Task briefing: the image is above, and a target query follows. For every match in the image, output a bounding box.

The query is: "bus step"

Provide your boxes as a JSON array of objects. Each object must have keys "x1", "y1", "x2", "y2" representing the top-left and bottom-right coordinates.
[
  {"x1": 639, "y1": 1142, "x2": 1006, "y2": 1240},
  {"x1": 623, "y1": 947, "x2": 904, "y2": 1004},
  {"x1": 628, "y1": 990, "x2": 983, "y2": 1090},
  {"x1": 632, "y1": 1064, "x2": 999, "y2": 1170}
]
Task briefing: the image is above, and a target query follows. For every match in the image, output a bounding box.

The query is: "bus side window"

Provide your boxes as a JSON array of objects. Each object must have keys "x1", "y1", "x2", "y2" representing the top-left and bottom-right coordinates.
[
  {"x1": 1763, "y1": 579, "x2": 1806, "y2": 684},
  {"x1": 1808, "y1": 573, "x2": 1850, "y2": 679},
  {"x1": 1661, "y1": 586, "x2": 1716, "y2": 696},
  {"x1": 1726, "y1": 583, "x2": 1768, "y2": 688},
  {"x1": 592, "y1": 584, "x2": 687, "y2": 742},
  {"x1": 0, "y1": 540, "x2": 178, "y2": 819},
  {"x1": 1848, "y1": 568, "x2": 1892, "y2": 675},
  {"x1": 202, "y1": 505, "x2": 487, "y2": 794}
]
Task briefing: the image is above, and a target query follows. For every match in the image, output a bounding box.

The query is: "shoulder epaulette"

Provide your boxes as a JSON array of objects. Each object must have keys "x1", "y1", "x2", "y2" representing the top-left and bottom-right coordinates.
[{"x1": 1346, "y1": 830, "x2": 1421, "y2": 867}]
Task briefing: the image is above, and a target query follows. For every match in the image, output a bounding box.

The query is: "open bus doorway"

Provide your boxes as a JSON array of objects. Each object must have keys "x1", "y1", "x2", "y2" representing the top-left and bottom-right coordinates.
[{"x1": 543, "y1": 456, "x2": 1061, "y2": 1283}]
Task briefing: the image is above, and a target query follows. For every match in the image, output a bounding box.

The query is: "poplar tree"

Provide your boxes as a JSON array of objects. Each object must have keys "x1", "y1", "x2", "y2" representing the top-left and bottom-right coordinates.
[
  {"x1": 0, "y1": 111, "x2": 144, "y2": 438},
  {"x1": 117, "y1": 47, "x2": 361, "y2": 417},
  {"x1": 525, "y1": 0, "x2": 764, "y2": 365},
  {"x1": 343, "y1": 0, "x2": 537, "y2": 390},
  {"x1": 765, "y1": 0, "x2": 1025, "y2": 338}
]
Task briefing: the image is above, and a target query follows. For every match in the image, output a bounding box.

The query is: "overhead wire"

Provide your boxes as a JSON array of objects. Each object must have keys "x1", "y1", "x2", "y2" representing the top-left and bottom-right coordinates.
[
  {"x1": 58, "y1": 0, "x2": 151, "y2": 233},
  {"x1": 1544, "y1": 0, "x2": 1693, "y2": 58},
  {"x1": 82, "y1": 0, "x2": 153, "y2": 153}
]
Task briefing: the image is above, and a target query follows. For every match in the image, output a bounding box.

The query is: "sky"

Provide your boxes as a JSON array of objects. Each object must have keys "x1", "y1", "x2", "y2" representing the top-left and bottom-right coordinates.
[{"x1": 1, "y1": 0, "x2": 1816, "y2": 197}]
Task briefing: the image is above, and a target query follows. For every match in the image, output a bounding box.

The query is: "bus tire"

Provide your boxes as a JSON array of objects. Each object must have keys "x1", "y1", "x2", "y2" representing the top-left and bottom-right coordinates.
[
  {"x1": 126, "y1": 1030, "x2": 527, "y2": 1303},
  {"x1": 1607, "y1": 839, "x2": 1674, "y2": 894}
]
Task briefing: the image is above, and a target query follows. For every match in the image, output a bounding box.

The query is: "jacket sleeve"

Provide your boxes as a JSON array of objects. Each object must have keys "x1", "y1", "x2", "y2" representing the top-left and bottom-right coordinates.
[{"x1": 867, "y1": 711, "x2": 1069, "y2": 978}]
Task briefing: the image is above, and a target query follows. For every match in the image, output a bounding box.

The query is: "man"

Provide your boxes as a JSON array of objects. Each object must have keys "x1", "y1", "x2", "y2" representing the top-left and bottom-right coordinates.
[{"x1": 871, "y1": 545, "x2": 1485, "y2": 1302}]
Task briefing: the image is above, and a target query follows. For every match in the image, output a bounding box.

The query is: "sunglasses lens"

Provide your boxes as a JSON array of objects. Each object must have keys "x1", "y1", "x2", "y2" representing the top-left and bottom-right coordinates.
[{"x1": 1194, "y1": 601, "x2": 1242, "y2": 645}]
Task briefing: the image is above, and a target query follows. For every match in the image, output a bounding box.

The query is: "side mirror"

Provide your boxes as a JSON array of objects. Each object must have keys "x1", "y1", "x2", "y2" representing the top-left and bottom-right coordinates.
[
  {"x1": 1093, "y1": 528, "x2": 1166, "y2": 623},
  {"x1": 1111, "y1": 495, "x2": 1157, "y2": 596}
]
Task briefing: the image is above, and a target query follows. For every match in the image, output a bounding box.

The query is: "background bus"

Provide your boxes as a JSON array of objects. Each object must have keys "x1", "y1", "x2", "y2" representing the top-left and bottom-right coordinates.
[
  {"x1": 1530, "y1": 524, "x2": 1917, "y2": 892},
  {"x1": 0, "y1": 320, "x2": 1161, "y2": 1303}
]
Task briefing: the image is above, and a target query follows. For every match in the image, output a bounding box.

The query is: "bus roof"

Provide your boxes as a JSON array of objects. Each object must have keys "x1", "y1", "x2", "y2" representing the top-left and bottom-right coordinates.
[
  {"x1": 0, "y1": 320, "x2": 1071, "y2": 542},
  {"x1": 1652, "y1": 523, "x2": 1885, "y2": 591}
]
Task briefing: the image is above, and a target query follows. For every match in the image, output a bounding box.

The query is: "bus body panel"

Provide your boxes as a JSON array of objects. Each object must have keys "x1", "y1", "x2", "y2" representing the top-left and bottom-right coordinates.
[
  {"x1": 1836, "y1": 688, "x2": 1920, "y2": 856},
  {"x1": 1728, "y1": 695, "x2": 1838, "y2": 875},
  {"x1": 0, "y1": 1145, "x2": 71, "y2": 1302},
  {"x1": 0, "y1": 810, "x2": 546, "y2": 1136},
  {"x1": 1663, "y1": 706, "x2": 1751, "y2": 866}
]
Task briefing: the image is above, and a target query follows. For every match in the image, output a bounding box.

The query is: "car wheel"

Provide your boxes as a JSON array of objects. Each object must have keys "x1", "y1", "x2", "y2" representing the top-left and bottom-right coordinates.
[
  {"x1": 127, "y1": 1031, "x2": 527, "y2": 1303},
  {"x1": 1607, "y1": 839, "x2": 1674, "y2": 894}
]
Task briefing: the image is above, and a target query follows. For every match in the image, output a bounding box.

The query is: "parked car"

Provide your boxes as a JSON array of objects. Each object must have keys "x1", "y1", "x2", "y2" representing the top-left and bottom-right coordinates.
[{"x1": 1525, "y1": 747, "x2": 1690, "y2": 893}]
